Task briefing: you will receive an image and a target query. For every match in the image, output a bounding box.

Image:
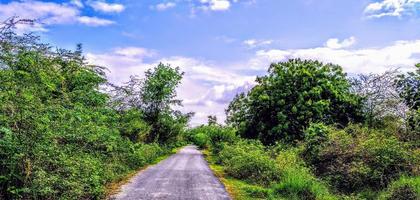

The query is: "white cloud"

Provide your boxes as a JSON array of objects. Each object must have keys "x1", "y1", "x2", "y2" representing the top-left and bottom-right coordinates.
[
  {"x1": 152, "y1": 2, "x2": 176, "y2": 11},
  {"x1": 250, "y1": 39, "x2": 420, "y2": 74},
  {"x1": 88, "y1": 1, "x2": 125, "y2": 13},
  {"x1": 325, "y1": 36, "x2": 356, "y2": 49},
  {"x1": 77, "y1": 16, "x2": 115, "y2": 26},
  {"x1": 86, "y1": 48, "x2": 255, "y2": 126},
  {"x1": 199, "y1": 0, "x2": 231, "y2": 11},
  {"x1": 188, "y1": 0, "x2": 255, "y2": 16},
  {"x1": 0, "y1": 1, "x2": 79, "y2": 25},
  {"x1": 364, "y1": 0, "x2": 420, "y2": 18},
  {"x1": 0, "y1": 1, "x2": 115, "y2": 31},
  {"x1": 86, "y1": 39, "x2": 420, "y2": 126},
  {"x1": 114, "y1": 47, "x2": 156, "y2": 57},
  {"x1": 210, "y1": 0, "x2": 231, "y2": 11},
  {"x1": 243, "y1": 39, "x2": 273, "y2": 48}
]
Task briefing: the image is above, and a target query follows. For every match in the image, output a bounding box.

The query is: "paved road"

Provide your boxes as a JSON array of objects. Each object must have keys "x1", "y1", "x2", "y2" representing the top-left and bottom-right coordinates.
[{"x1": 111, "y1": 145, "x2": 231, "y2": 200}]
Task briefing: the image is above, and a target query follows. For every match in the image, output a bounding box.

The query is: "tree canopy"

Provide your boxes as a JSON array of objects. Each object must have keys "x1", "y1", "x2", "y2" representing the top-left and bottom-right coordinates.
[{"x1": 227, "y1": 59, "x2": 364, "y2": 144}]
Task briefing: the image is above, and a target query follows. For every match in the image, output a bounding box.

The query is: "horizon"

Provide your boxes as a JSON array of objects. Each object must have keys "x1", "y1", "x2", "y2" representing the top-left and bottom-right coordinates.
[{"x1": 1, "y1": 0, "x2": 419, "y2": 125}]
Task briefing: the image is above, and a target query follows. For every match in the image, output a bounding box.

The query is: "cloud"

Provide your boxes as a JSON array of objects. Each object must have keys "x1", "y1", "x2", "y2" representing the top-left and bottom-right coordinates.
[
  {"x1": 325, "y1": 36, "x2": 356, "y2": 49},
  {"x1": 86, "y1": 39, "x2": 420, "y2": 126},
  {"x1": 187, "y1": 0, "x2": 255, "y2": 16},
  {"x1": 196, "y1": 0, "x2": 231, "y2": 11},
  {"x1": 88, "y1": 1, "x2": 125, "y2": 13},
  {"x1": 152, "y1": 2, "x2": 176, "y2": 11},
  {"x1": 114, "y1": 47, "x2": 156, "y2": 57},
  {"x1": 0, "y1": 0, "x2": 115, "y2": 31},
  {"x1": 243, "y1": 39, "x2": 273, "y2": 48},
  {"x1": 364, "y1": 0, "x2": 420, "y2": 18},
  {"x1": 77, "y1": 16, "x2": 115, "y2": 26},
  {"x1": 249, "y1": 39, "x2": 420, "y2": 74},
  {"x1": 0, "y1": 1, "x2": 79, "y2": 25},
  {"x1": 86, "y1": 47, "x2": 255, "y2": 126},
  {"x1": 208, "y1": 0, "x2": 231, "y2": 11}
]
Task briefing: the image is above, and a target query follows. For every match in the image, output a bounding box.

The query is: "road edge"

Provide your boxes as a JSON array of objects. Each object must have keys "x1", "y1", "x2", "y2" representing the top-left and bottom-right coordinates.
[{"x1": 104, "y1": 146, "x2": 183, "y2": 199}]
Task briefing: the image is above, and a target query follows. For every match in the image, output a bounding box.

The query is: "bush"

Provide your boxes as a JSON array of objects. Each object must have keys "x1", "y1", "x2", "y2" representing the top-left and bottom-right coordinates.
[
  {"x1": 218, "y1": 139, "x2": 265, "y2": 165},
  {"x1": 186, "y1": 125, "x2": 237, "y2": 153},
  {"x1": 207, "y1": 126, "x2": 237, "y2": 154},
  {"x1": 192, "y1": 132, "x2": 209, "y2": 149},
  {"x1": 303, "y1": 123, "x2": 415, "y2": 193},
  {"x1": 128, "y1": 143, "x2": 164, "y2": 167},
  {"x1": 220, "y1": 140, "x2": 281, "y2": 186},
  {"x1": 378, "y1": 176, "x2": 420, "y2": 200},
  {"x1": 272, "y1": 148, "x2": 338, "y2": 200}
]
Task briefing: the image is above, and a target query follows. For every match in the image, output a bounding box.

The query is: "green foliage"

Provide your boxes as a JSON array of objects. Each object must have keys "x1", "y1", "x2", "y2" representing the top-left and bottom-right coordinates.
[
  {"x1": 219, "y1": 140, "x2": 281, "y2": 186},
  {"x1": 378, "y1": 176, "x2": 420, "y2": 200},
  {"x1": 0, "y1": 22, "x2": 185, "y2": 199},
  {"x1": 302, "y1": 124, "x2": 415, "y2": 193},
  {"x1": 141, "y1": 63, "x2": 189, "y2": 144},
  {"x1": 227, "y1": 59, "x2": 364, "y2": 144},
  {"x1": 395, "y1": 63, "x2": 420, "y2": 110},
  {"x1": 118, "y1": 108, "x2": 151, "y2": 142},
  {"x1": 271, "y1": 148, "x2": 338, "y2": 200},
  {"x1": 242, "y1": 185, "x2": 271, "y2": 199},
  {"x1": 192, "y1": 133, "x2": 209, "y2": 149},
  {"x1": 186, "y1": 125, "x2": 237, "y2": 153},
  {"x1": 271, "y1": 168, "x2": 337, "y2": 200}
]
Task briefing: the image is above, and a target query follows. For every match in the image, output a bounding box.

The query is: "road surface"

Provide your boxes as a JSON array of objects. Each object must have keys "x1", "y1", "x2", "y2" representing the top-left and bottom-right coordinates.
[{"x1": 111, "y1": 145, "x2": 231, "y2": 200}]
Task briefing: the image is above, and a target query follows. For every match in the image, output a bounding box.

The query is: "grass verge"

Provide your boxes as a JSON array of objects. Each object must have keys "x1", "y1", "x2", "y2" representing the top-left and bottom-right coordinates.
[{"x1": 202, "y1": 149, "x2": 271, "y2": 200}]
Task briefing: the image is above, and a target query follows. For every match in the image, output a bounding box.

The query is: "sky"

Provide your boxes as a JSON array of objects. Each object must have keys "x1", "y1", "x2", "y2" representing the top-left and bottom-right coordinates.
[{"x1": 1, "y1": 0, "x2": 419, "y2": 125}]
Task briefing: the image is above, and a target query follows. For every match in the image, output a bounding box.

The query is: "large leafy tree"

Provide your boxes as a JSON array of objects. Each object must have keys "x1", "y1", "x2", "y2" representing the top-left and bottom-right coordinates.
[
  {"x1": 110, "y1": 63, "x2": 191, "y2": 144},
  {"x1": 140, "y1": 63, "x2": 189, "y2": 143},
  {"x1": 227, "y1": 59, "x2": 364, "y2": 144}
]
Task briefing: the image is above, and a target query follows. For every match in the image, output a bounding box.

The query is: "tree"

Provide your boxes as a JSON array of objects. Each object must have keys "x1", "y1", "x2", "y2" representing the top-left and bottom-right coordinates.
[
  {"x1": 0, "y1": 18, "x2": 119, "y2": 198},
  {"x1": 140, "y1": 63, "x2": 188, "y2": 143},
  {"x1": 227, "y1": 59, "x2": 364, "y2": 144},
  {"x1": 395, "y1": 64, "x2": 420, "y2": 137},
  {"x1": 207, "y1": 115, "x2": 218, "y2": 126},
  {"x1": 351, "y1": 70, "x2": 407, "y2": 128},
  {"x1": 396, "y1": 64, "x2": 420, "y2": 110}
]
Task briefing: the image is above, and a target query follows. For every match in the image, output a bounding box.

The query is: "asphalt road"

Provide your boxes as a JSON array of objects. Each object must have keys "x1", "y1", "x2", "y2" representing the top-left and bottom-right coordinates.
[{"x1": 111, "y1": 145, "x2": 231, "y2": 200}]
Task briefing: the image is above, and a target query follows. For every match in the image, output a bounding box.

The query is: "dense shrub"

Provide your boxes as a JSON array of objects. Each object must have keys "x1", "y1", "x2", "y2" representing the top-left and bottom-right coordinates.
[
  {"x1": 302, "y1": 123, "x2": 415, "y2": 193},
  {"x1": 118, "y1": 109, "x2": 151, "y2": 143},
  {"x1": 272, "y1": 148, "x2": 338, "y2": 200},
  {"x1": 128, "y1": 143, "x2": 165, "y2": 167},
  {"x1": 218, "y1": 139, "x2": 265, "y2": 164},
  {"x1": 207, "y1": 126, "x2": 237, "y2": 154},
  {"x1": 378, "y1": 176, "x2": 420, "y2": 200},
  {"x1": 192, "y1": 132, "x2": 209, "y2": 149},
  {"x1": 220, "y1": 140, "x2": 281, "y2": 186},
  {"x1": 186, "y1": 125, "x2": 237, "y2": 153}
]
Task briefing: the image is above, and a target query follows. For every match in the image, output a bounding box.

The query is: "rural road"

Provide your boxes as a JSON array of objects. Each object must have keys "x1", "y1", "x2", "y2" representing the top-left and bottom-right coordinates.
[{"x1": 111, "y1": 145, "x2": 231, "y2": 200}]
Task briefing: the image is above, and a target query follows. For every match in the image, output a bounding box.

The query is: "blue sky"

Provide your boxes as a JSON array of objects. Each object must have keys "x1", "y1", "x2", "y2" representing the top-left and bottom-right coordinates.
[{"x1": 1, "y1": 0, "x2": 419, "y2": 125}]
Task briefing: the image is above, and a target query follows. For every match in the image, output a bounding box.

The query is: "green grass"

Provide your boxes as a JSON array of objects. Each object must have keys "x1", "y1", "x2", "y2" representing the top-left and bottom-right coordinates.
[{"x1": 203, "y1": 149, "x2": 273, "y2": 200}]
